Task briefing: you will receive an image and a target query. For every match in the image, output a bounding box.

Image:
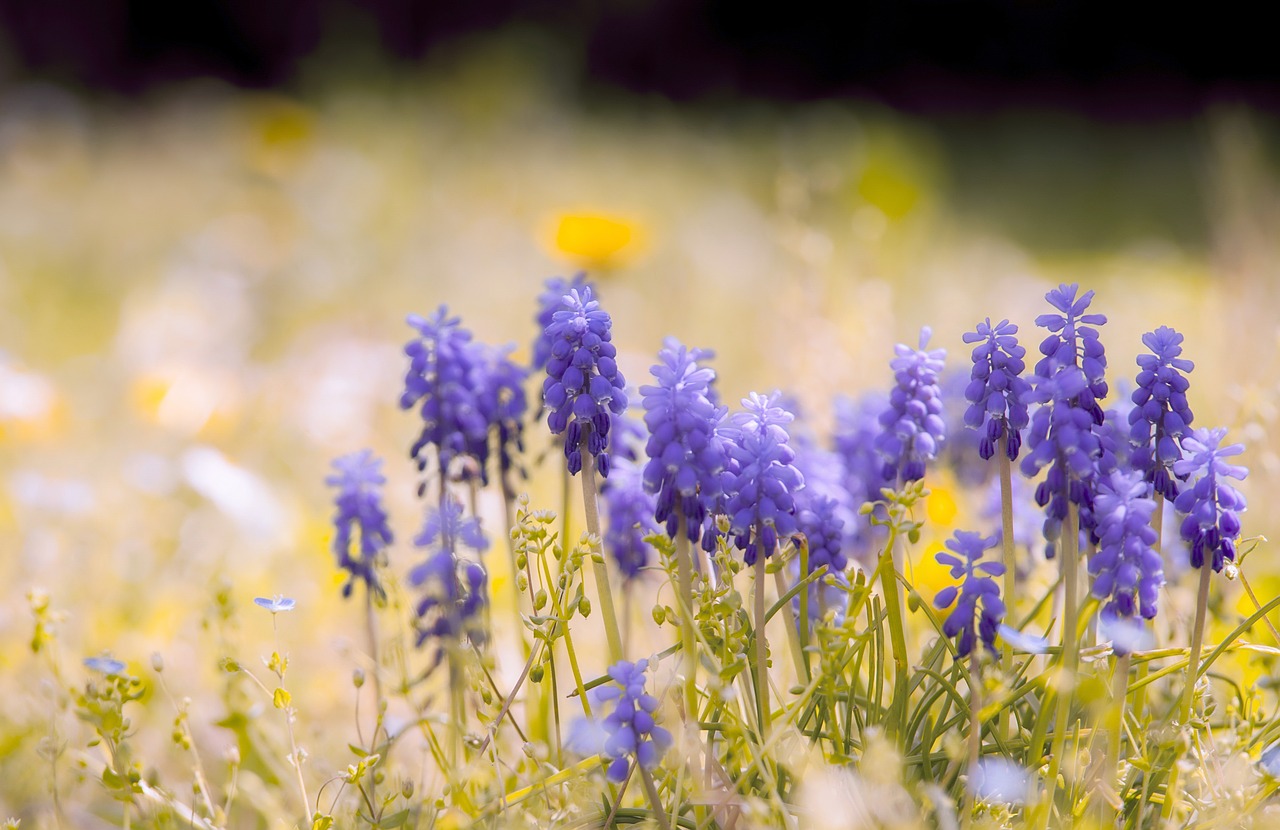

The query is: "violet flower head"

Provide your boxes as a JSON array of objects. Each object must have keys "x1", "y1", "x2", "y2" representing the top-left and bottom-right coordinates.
[
  {"x1": 874, "y1": 327, "x2": 947, "y2": 483},
  {"x1": 1088, "y1": 469, "x2": 1164, "y2": 653},
  {"x1": 721, "y1": 392, "x2": 805, "y2": 565},
  {"x1": 833, "y1": 392, "x2": 891, "y2": 561},
  {"x1": 933, "y1": 530, "x2": 1006, "y2": 658},
  {"x1": 795, "y1": 493, "x2": 847, "y2": 575},
  {"x1": 531, "y1": 273, "x2": 591, "y2": 373},
  {"x1": 1033, "y1": 283, "x2": 1108, "y2": 422},
  {"x1": 542, "y1": 287, "x2": 628, "y2": 477},
  {"x1": 1020, "y1": 367, "x2": 1104, "y2": 558},
  {"x1": 401, "y1": 306, "x2": 490, "y2": 483},
  {"x1": 640, "y1": 338, "x2": 728, "y2": 545},
  {"x1": 962, "y1": 318, "x2": 1031, "y2": 461},
  {"x1": 602, "y1": 456, "x2": 659, "y2": 580},
  {"x1": 598, "y1": 658, "x2": 673, "y2": 782},
  {"x1": 1129, "y1": 326, "x2": 1195, "y2": 500},
  {"x1": 1173, "y1": 427, "x2": 1247, "y2": 572},
  {"x1": 409, "y1": 496, "x2": 489, "y2": 650},
  {"x1": 474, "y1": 343, "x2": 529, "y2": 485},
  {"x1": 326, "y1": 449, "x2": 395, "y2": 599}
]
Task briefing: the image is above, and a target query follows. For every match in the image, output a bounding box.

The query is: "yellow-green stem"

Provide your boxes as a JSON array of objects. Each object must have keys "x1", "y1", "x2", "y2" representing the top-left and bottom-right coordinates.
[
  {"x1": 878, "y1": 524, "x2": 910, "y2": 740},
  {"x1": 579, "y1": 434, "x2": 624, "y2": 664},
  {"x1": 675, "y1": 513, "x2": 699, "y2": 722},
  {"x1": 998, "y1": 439, "x2": 1016, "y2": 745},
  {"x1": 754, "y1": 547, "x2": 770, "y2": 739},
  {"x1": 1042, "y1": 504, "x2": 1080, "y2": 826},
  {"x1": 963, "y1": 652, "x2": 982, "y2": 830}
]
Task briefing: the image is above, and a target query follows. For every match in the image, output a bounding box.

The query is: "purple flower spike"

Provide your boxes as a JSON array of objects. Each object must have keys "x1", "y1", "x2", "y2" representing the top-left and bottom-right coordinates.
[
  {"x1": 640, "y1": 338, "x2": 728, "y2": 546},
  {"x1": 933, "y1": 530, "x2": 1005, "y2": 658},
  {"x1": 962, "y1": 318, "x2": 1031, "y2": 461},
  {"x1": 602, "y1": 456, "x2": 660, "y2": 580},
  {"x1": 875, "y1": 327, "x2": 947, "y2": 484},
  {"x1": 1088, "y1": 470, "x2": 1164, "y2": 654},
  {"x1": 542, "y1": 287, "x2": 628, "y2": 477},
  {"x1": 1129, "y1": 326, "x2": 1195, "y2": 500},
  {"x1": 401, "y1": 306, "x2": 491, "y2": 484},
  {"x1": 410, "y1": 496, "x2": 489, "y2": 650},
  {"x1": 1033, "y1": 283, "x2": 1108, "y2": 422},
  {"x1": 597, "y1": 659, "x2": 673, "y2": 782},
  {"x1": 326, "y1": 449, "x2": 395, "y2": 599},
  {"x1": 1173, "y1": 428, "x2": 1247, "y2": 572},
  {"x1": 532, "y1": 273, "x2": 592, "y2": 373},
  {"x1": 720, "y1": 393, "x2": 805, "y2": 564},
  {"x1": 474, "y1": 343, "x2": 529, "y2": 484}
]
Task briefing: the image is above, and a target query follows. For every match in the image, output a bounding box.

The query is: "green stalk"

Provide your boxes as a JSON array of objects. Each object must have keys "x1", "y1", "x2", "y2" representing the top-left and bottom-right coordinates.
[
  {"x1": 675, "y1": 512, "x2": 699, "y2": 722},
  {"x1": 754, "y1": 542, "x2": 771, "y2": 738},
  {"x1": 1162, "y1": 560, "x2": 1213, "y2": 821},
  {"x1": 364, "y1": 582, "x2": 383, "y2": 807},
  {"x1": 962, "y1": 652, "x2": 983, "y2": 830},
  {"x1": 877, "y1": 522, "x2": 910, "y2": 741},
  {"x1": 998, "y1": 438, "x2": 1016, "y2": 745},
  {"x1": 1042, "y1": 504, "x2": 1080, "y2": 825},
  {"x1": 579, "y1": 432, "x2": 624, "y2": 664}
]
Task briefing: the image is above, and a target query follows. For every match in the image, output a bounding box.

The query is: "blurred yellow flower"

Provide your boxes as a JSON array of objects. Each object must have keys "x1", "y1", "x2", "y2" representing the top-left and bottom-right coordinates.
[
  {"x1": 924, "y1": 484, "x2": 959, "y2": 526},
  {"x1": 550, "y1": 212, "x2": 640, "y2": 268}
]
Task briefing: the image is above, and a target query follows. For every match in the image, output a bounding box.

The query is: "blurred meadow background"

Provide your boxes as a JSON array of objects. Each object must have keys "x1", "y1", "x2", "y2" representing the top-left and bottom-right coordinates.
[{"x1": 2, "y1": 4, "x2": 1280, "y2": 824}]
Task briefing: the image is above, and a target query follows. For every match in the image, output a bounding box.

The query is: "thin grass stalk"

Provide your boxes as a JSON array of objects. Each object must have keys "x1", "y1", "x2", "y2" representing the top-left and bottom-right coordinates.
[
  {"x1": 1042, "y1": 504, "x2": 1080, "y2": 826},
  {"x1": 579, "y1": 432, "x2": 624, "y2": 664},
  {"x1": 754, "y1": 540, "x2": 770, "y2": 739},
  {"x1": 998, "y1": 437, "x2": 1017, "y2": 746}
]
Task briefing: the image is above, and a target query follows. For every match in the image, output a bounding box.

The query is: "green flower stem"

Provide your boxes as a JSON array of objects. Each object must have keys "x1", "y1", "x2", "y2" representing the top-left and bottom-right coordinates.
[
  {"x1": 754, "y1": 542, "x2": 771, "y2": 739},
  {"x1": 1162, "y1": 559, "x2": 1214, "y2": 822},
  {"x1": 364, "y1": 582, "x2": 383, "y2": 807},
  {"x1": 962, "y1": 653, "x2": 983, "y2": 829},
  {"x1": 579, "y1": 433, "x2": 624, "y2": 664},
  {"x1": 998, "y1": 437, "x2": 1016, "y2": 745},
  {"x1": 877, "y1": 521, "x2": 910, "y2": 741},
  {"x1": 798, "y1": 539, "x2": 811, "y2": 679},
  {"x1": 1042, "y1": 503, "x2": 1081, "y2": 826},
  {"x1": 675, "y1": 511, "x2": 699, "y2": 722},
  {"x1": 1104, "y1": 651, "x2": 1130, "y2": 822},
  {"x1": 638, "y1": 766, "x2": 674, "y2": 830},
  {"x1": 772, "y1": 568, "x2": 808, "y2": 683}
]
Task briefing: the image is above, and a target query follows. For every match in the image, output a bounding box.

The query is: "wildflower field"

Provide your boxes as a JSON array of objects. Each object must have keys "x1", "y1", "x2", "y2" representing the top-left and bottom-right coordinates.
[{"x1": 3, "y1": 55, "x2": 1280, "y2": 830}]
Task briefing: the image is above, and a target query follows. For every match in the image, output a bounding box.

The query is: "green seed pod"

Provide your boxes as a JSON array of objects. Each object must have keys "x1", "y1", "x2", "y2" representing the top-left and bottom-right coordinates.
[
  {"x1": 578, "y1": 597, "x2": 591, "y2": 617},
  {"x1": 652, "y1": 605, "x2": 667, "y2": 625},
  {"x1": 530, "y1": 664, "x2": 544, "y2": 684}
]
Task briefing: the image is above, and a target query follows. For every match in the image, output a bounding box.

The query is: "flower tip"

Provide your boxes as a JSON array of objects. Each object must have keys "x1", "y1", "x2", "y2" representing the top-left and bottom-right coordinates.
[{"x1": 254, "y1": 595, "x2": 296, "y2": 613}]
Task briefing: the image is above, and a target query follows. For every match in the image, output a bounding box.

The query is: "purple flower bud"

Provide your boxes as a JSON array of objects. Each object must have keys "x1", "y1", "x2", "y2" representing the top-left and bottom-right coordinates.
[
  {"x1": 1129, "y1": 326, "x2": 1195, "y2": 500},
  {"x1": 962, "y1": 318, "x2": 1030, "y2": 461},
  {"x1": 326, "y1": 450, "x2": 394, "y2": 599},
  {"x1": 1172, "y1": 428, "x2": 1247, "y2": 572},
  {"x1": 875, "y1": 328, "x2": 947, "y2": 484}
]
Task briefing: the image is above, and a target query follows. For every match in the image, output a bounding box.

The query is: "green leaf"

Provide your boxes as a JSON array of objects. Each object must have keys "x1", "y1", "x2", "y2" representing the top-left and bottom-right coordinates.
[{"x1": 379, "y1": 809, "x2": 410, "y2": 828}]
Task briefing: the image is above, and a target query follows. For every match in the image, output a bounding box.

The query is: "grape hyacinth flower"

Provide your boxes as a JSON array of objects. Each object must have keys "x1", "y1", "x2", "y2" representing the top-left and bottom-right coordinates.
[
  {"x1": 542, "y1": 287, "x2": 628, "y2": 477},
  {"x1": 1088, "y1": 470, "x2": 1164, "y2": 654},
  {"x1": 1129, "y1": 326, "x2": 1195, "y2": 500},
  {"x1": 640, "y1": 338, "x2": 728, "y2": 545},
  {"x1": 597, "y1": 658, "x2": 673, "y2": 782},
  {"x1": 409, "y1": 496, "x2": 489, "y2": 650},
  {"x1": 1021, "y1": 367, "x2": 1104, "y2": 558},
  {"x1": 874, "y1": 327, "x2": 947, "y2": 484},
  {"x1": 326, "y1": 449, "x2": 395, "y2": 599},
  {"x1": 720, "y1": 392, "x2": 805, "y2": 565},
  {"x1": 401, "y1": 307, "x2": 490, "y2": 483},
  {"x1": 1032, "y1": 283, "x2": 1108, "y2": 423},
  {"x1": 833, "y1": 392, "x2": 891, "y2": 562},
  {"x1": 794, "y1": 493, "x2": 846, "y2": 575},
  {"x1": 601, "y1": 456, "x2": 659, "y2": 580},
  {"x1": 1173, "y1": 427, "x2": 1248, "y2": 572},
  {"x1": 962, "y1": 318, "x2": 1031, "y2": 462},
  {"x1": 531, "y1": 273, "x2": 591, "y2": 373},
  {"x1": 933, "y1": 530, "x2": 1006, "y2": 658},
  {"x1": 474, "y1": 343, "x2": 529, "y2": 485}
]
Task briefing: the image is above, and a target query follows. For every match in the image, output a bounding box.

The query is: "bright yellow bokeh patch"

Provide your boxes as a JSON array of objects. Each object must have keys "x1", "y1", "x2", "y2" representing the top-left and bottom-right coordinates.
[
  {"x1": 925, "y1": 485, "x2": 959, "y2": 526},
  {"x1": 550, "y1": 212, "x2": 639, "y2": 268}
]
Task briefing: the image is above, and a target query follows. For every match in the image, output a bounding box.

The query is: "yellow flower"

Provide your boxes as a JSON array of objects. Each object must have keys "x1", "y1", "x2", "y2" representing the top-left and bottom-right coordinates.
[{"x1": 549, "y1": 212, "x2": 640, "y2": 268}]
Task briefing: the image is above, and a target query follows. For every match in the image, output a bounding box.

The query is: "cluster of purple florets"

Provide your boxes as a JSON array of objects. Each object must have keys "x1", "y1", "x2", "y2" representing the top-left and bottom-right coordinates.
[
  {"x1": 597, "y1": 659, "x2": 673, "y2": 782},
  {"x1": 542, "y1": 287, "x2": 628, "y2": 477},
  {"x1": 640, "y1": 338, "x2": 728, "y2": 546},
  {"x1": 1174, "y1": 428, "x2": 1248, "y2": 572},
  {"x1": 1129, "y1": 326, "x2": 1195, "y2": 500},
  {"x1": 408, "y1": 496, "x2": 489, "y2": 650},
  {"x1": 1088, "y1": 469, "x2": 1164, "y2": 651},
  {"x1": 934, "y1": 530, "x2": 1006, "y2": 658},
  {"x1": 874, "y1": 328, "x2": 947, "y2": 484},
  {"x1": 720, "y1": 393, "x2": 805, "y2": 565},
  {"x1": 401, "y1": 306, "x2": 529, "y2": 486},
  {"x1": 601, "y1": 456, "x2": 659, "y2": 580},
  {"x1": 962, "y1": 318, "x2": 1031, "y2": 461},
  {"x1": 326, "y1": 449, "x2": 395, "y2": 598}
]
